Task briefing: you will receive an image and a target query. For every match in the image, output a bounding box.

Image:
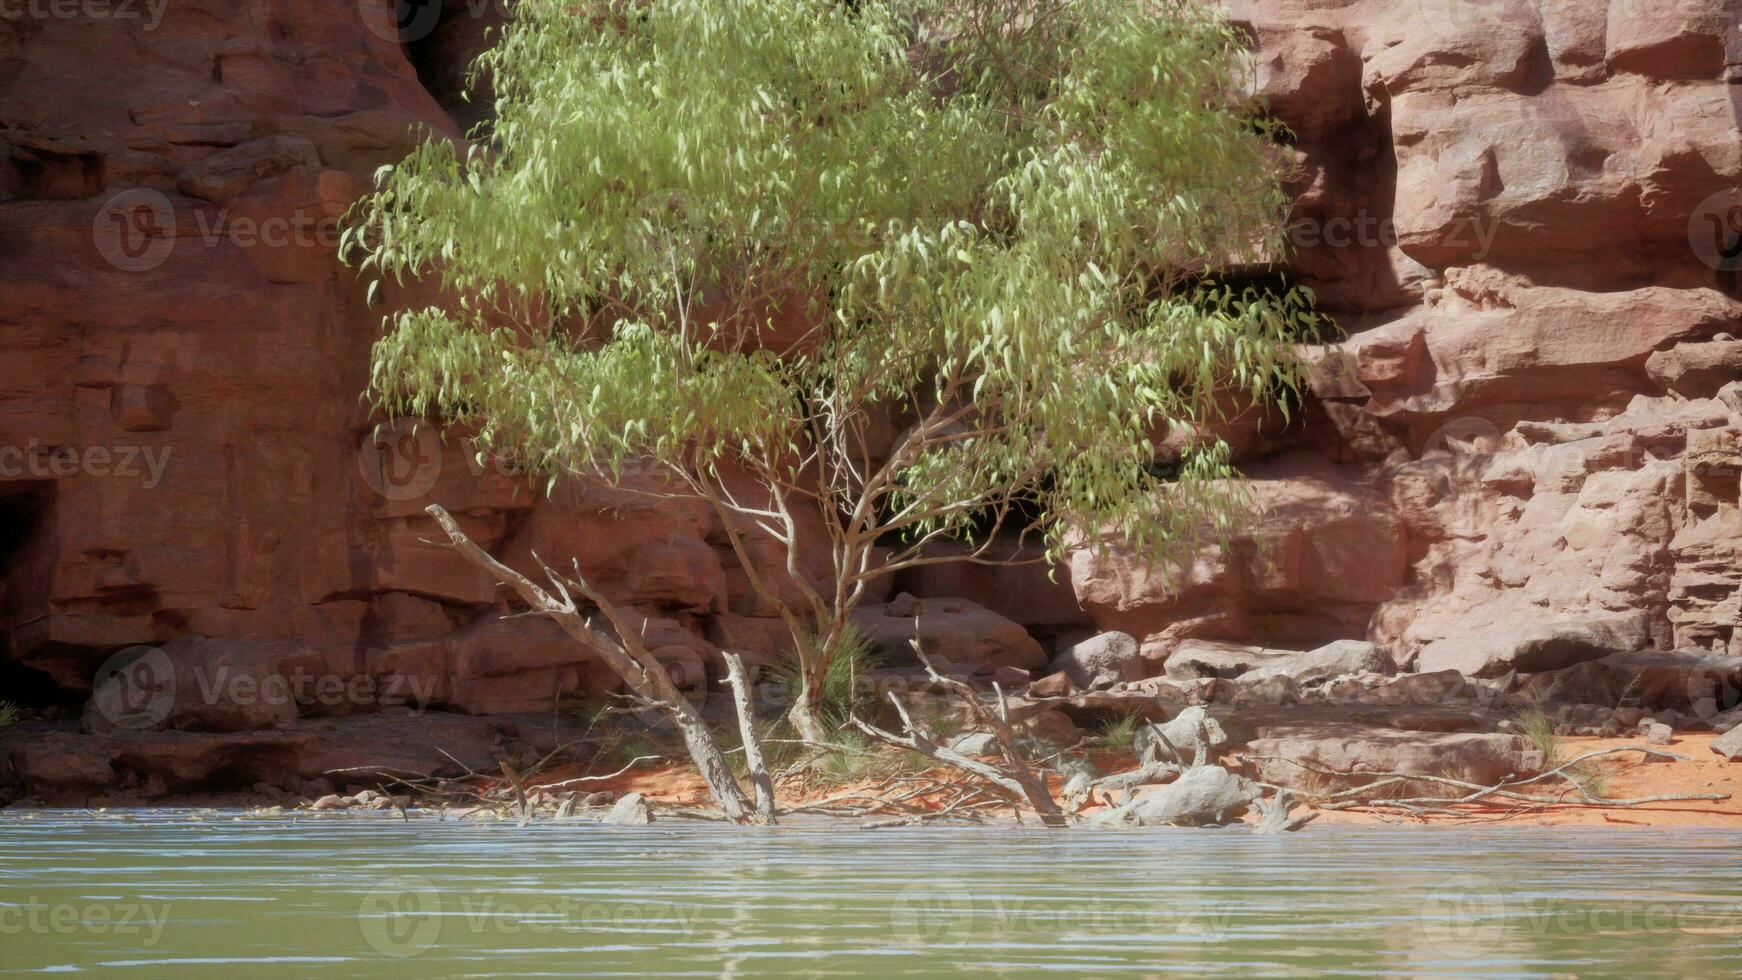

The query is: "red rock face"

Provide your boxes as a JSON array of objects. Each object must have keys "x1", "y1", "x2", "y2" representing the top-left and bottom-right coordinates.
[
  {"x1": 1078, "y1": 0, "x2": 1741, "y2": 664},
  {"x1": 0, "y1": 0, "x2": 1737, "y2": 733}
]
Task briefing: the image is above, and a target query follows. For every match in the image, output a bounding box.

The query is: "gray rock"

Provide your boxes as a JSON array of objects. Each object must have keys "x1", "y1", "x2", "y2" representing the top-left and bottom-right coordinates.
[
  {"x1": 886, "y1": 591, "x2": 923, "y2": 618},
  {"x1": 1711, "y1": 725, "x2": 1742, "y2": 762},
  {"x1": 1644, "y1": 723, "x2": 1673, "y2": 745},
  {"x1": 1717, "y1": 380, "x2": 1742, "y2": 416},
  {"x1": 1417, "y1": 612, "x2": 1652, "y2": 678},
  {"x1": 1164, "y1": 640, "x2": 1277, "y2": 680},
  {"x1": 1021, "y1": 708, "x2": 1085, "y2": 748},
  {"x1": 1252, "y1": 792, "x2": 1317, "y2": 834},
  {"x1": 1249, "y1": 728, "x2": 1545, "y2": 796},
  {"x1": 1710, "y1": 706, "x2": 1742, "y2": 734},
  {"x1": 1101, "y1": 765, "x2": 1258, "y2": 827},
  {"x1": 947, "y1": 732, "x2": 999, "y2": 756},
  {"x1": 1050, "y1": 631, "x2": 1143, "y2": 691},
  {"x1": 602, "y1": 792, "x2": 654, "y2": 825},
  {"x1": 310, "y1": 794, "x2": 347, "y2": 811},
  {"x1": 1241, "y1": 640, "x2": 1395, "y2": 686},
  {"x1": 1134, "y1": 706, "x2": 1228, "y2": 767},
  {"x1": 1645, "y1": 340, "x2": 1742, "y2": 399}
]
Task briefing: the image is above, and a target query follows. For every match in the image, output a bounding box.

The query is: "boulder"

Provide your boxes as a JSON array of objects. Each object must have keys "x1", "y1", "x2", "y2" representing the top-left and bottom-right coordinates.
[
  {"x1": 1247, "y1": 727, "x2": 1547, "y2": 795},
  {"x1": 1518, "y1": 649, "x2": 1742, "y2": 714},
  {"x1": 1417, "y1": 613, "x2": 1652, "y2": 678},
  {"x1": 849, "y1": 598, "x2": 1047, "y2": 675},
  {"x1": 1134, "y1": 706, "x2": 1229, "y2": 767},
  {"x1": 1645, "y1": 341, "x2": 1742, "y2": 399},
  {"x1": 1164, "y1": 641, "x2": 1282, "y2": 680},
  {"x1": 1049, "y1": 631, "x2": 1143, "y2": 691},
  {"x1": 1240, "y1": 640, "x2": 1395, "y2": 686},
  {"x1": 1098, "y1": 765, "x2": 1258, "y2": 828},
  {"x1": 947, "y1": 732, "x2": 998, "y2": 756},
  {"x1": 602, "y1": 792, "x2": 654, "y2": 826},
  {"x1": 1027, "y1": 672, "x2": 1076, "y2": 698},
  {"x1": 1712, "y1": 726, "x2": 1742, "y2": 762}
]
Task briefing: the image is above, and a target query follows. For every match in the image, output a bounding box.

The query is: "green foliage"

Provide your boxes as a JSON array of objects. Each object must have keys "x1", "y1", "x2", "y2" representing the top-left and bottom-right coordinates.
[
  {"x1": 767, "y1": 625, "x2": 882, "y2": 730},
  {"x1": 1513, "y1": 701, "x2": 1607, "y2": 798},
  {"x1": 1516, "y1": 703, "x2": 1559, "y2": 761},
  {"x1": 813, "y1": 728, "x2": 880, "y2": 783},
  {"x1": 348, "y1": 0, "x2": 1318, "y2": 570},
  {"x1": 0, "y1": 702, "x2": 18, "y2": 729},
  {"x1": 1091, "y1": 712, "x2": 1142, "y2": 749}
]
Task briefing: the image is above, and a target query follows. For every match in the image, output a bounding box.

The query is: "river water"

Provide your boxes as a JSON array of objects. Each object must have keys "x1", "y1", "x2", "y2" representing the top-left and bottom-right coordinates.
[{"x1": 1, "y1": 812, "x2": 1738, "y2": 976}]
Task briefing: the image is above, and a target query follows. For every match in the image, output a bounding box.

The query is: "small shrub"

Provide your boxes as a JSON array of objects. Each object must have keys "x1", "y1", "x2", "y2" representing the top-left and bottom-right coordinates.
[
  {"x1": 767, "y1": 625, "x2": 883, "y2": 732},
  {"x1": 1091, "y1": 713, "x2": 1142, "y2": 749},
  {"x1": 1515, "y1": 702, "x2": 1559, "y2": 761},
  {"x1": 0, "y1": 702, "x2": 18, "y2": 729}
]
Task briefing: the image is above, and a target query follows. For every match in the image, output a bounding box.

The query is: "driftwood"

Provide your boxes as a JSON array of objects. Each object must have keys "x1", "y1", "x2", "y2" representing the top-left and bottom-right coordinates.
[
  {"x1": 851, "y1": 641, "x2": 1069, "y2": 827},
  {"x1": 1257, "y1": 746, "x2": 1731, "y2": 817},
  {"x1": 722, "y1": 651, "x2": 777, "y2": 824},
  {"x1": 423, "y1": 503, "x2": 774, "y2": 824}
]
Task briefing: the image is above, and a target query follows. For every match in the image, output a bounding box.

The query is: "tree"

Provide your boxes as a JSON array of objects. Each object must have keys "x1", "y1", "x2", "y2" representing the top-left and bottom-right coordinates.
[{"x1": 346, "y1": 0, "x2": 1316, "y2": 783}]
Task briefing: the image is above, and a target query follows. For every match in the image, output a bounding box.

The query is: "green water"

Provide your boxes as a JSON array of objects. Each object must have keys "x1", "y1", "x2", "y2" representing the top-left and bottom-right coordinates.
[{"x1": 1, "y1": 812, "x2": 1739, "y2": 976}]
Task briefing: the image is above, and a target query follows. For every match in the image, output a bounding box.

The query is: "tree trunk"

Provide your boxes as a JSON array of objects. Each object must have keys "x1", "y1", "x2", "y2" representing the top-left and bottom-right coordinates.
[
  {"x1": 423, "y1": 504, "x2": 758, "y2": 823},
  {"x1": 787, "y1": 681, "x2": 830, "y2": 746},
  {"x1": 723, "y1": 651, "x2": 777, "y2": 824}
]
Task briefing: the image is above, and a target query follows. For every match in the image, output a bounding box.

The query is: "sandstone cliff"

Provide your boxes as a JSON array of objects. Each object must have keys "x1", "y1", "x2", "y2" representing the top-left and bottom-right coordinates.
[{"x1": 0, "y1": 1, "x2": 1736, "y2": 779}]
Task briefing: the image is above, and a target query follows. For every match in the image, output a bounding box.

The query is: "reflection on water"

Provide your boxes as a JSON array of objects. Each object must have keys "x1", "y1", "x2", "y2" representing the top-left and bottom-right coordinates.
[{"x1": 1, "y1": 812, "x2": 1739, "y2": 976}]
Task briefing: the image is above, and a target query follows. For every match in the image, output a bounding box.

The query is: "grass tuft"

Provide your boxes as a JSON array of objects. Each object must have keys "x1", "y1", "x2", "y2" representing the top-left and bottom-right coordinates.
[{"x1": 766, "y1": 624, "x2": 883, "y2": 731}]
